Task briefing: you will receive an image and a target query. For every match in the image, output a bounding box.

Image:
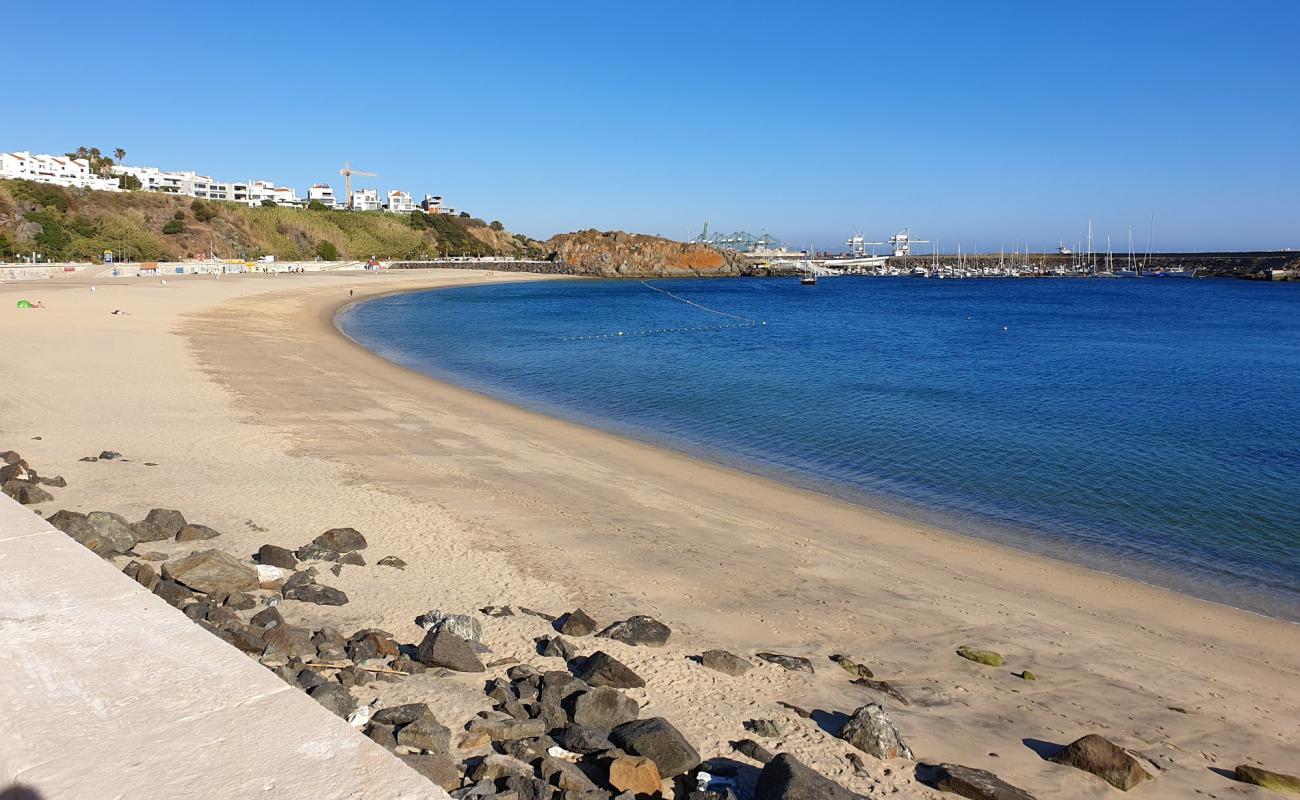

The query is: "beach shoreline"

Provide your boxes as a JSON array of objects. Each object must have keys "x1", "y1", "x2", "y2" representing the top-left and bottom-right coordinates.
[{"x1": 3, "y1": 269, "x2": 1297, "y2": 798}]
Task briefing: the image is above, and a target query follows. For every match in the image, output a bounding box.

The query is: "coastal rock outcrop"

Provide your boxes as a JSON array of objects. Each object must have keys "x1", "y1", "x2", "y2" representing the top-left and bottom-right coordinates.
[
  {"x1": 756, "y1": 652, "x2": 814, "y2": 673},
  {"x1": 415, "y1": 628, "x2": 484, "y2": 672},
  {"x1": 573, "y1": 651, "x2": 645, "y2": 688},
  {"x1": 610, "y1": 717, "x2": 701, "y2": 778},
  {"x1": 1235, "y1": 764, "x2": 1300, "y2": 792},
  {"x1": 700, "y1": 649, "x2": 752, "y2": 676},
  {"x1": 544, "y1": 229, "x2": 750, "y2": 278}
]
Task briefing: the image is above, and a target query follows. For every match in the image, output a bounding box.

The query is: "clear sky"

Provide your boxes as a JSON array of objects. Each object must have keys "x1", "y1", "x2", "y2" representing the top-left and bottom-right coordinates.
[{"x1": 6, "y1": 1, "x2": 1298, "y2": 251}]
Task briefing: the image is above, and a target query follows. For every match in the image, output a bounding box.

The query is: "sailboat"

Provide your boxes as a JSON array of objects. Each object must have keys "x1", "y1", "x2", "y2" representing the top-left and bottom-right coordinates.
[
  {"x1": 1117, "y1": 227, "x2": 1140, "y2": 277},
  {"x1": 800, "y1": 244, "x2": 816, "y2": 285}
]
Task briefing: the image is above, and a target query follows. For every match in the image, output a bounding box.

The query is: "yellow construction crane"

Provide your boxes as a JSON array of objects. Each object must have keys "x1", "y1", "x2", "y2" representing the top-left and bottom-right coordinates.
[{"x1": 339, "y1": 161, "x2": 377, "y2": 209}]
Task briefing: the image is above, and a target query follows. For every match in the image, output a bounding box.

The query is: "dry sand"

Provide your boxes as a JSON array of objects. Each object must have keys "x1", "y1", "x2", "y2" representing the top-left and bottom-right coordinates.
[{"x1": 1, "y1": 269, "x2": 1296, "y2": 798}]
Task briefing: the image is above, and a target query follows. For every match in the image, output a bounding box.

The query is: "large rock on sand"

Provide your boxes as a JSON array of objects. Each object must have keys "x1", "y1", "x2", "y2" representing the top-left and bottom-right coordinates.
[
  {"x1": 144, "y1": 508, "x2": 188, "y2": 538},
  {"x1": 47, "y1": 510, "x2": 111, "y2": 556},
  {"x1": 1047, "y1": 734, "x2": 1151, "y2": 791},
  {"x1": 838, "y1": 704, "x2": 913, "y2": 760},
  {"x1": 755, "y1": 753, "x2": 866, "y2": 799},
  {"x1": 599, "y1": 615, "x2": 671, "y2": 647},
  {"x1": 921, "y1": 763, "x2": 1037, "y2": 800},
  {"x1": 1235, "y1": 764, "x2": 1300, "y2": 792},
  {"x1": 574, "y1": 651, "x2": 645, "y2": 688},
  {"x1": 415, "y1": 628, "x2": 484, "y2": 672},
  {"x1": 162, "y1": 550, "x2": 258, "y2": 595},
  {"x1": 312, "y1": 527, "x2": 367, "y2": 552},
  {"x1": 86, "y1": 511, "x2": 136, "y2": 553},
  {"x1": 2, "y1": 480, "x2": 52, "y2": 505},
  {"x1": 610, "y1": 717, "x2": 700, "y2": 778}
]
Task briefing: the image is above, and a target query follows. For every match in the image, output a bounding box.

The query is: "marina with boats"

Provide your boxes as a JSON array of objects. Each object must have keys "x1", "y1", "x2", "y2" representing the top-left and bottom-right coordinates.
[{"x1": 690, "y1": 221, "x2": 1273, "y2": 280}]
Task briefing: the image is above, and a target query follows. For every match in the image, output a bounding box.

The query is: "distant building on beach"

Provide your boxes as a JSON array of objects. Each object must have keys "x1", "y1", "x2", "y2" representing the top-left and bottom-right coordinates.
[{"x1": 0, "y1": 151, "x2": 121, "y2": 191}]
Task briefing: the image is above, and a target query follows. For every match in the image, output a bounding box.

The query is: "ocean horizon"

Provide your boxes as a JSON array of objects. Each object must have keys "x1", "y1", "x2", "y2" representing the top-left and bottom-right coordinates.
[{"x1": 341, "y1": 276, "x2": 1300, "y2": 621}]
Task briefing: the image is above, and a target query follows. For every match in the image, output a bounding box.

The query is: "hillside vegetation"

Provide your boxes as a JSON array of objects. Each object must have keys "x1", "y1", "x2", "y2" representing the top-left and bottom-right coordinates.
[{"x1": 0, "y1": 179, "x2": 540, "y2": 263}]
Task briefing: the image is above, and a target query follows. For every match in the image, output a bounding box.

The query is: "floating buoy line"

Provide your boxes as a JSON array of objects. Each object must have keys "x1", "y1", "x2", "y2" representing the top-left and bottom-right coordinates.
[{"x1": 560, "y1": 281, "x2": 765, "y2": 342}]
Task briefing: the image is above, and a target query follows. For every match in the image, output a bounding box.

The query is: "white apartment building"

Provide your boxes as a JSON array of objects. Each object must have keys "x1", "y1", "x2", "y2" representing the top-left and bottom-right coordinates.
[
  {"x1": 308, "y1": 184, "x2": 340, "y2": 208},
  {"x1": 386, "y1": 190, "x2": 416, "y2": 213},
  {"x1": 247, "y1": 180, "x2": 301, "y2": 207},
  {"x1": 0, "y1": 151, "x2": 121, "y2": 191},
  {"x1": 421, "y1": 194, "x2": 443, "y2": 213},
  {"x1": 350, "y1": 188, "x2": 382, "y2": 211}
]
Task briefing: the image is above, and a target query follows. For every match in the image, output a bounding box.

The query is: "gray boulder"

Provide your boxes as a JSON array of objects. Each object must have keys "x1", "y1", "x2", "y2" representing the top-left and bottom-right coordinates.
[
  {"x1": 377, "y1": 555, "x2": 406, "y2": 569},
  {"x1": 559, "y1": 608, "x2": 598, "y2": 637},
  {"x1": 313, "y1": 527, "x2": 367, "y2": 552},
  {"x1": 308, "y1": 683, "x2": 356, "y2": 719},
  {"x1": 755, "y1": 753, "x2": 867, "y2": 800},
  {"x1": 537, "y1": 635, "x2": 576, "y2": 660},
  {"x1": 396, "y1": 719, "x2": 452, "y2": 754},
  {"x1": 162, "y1": 550, "x2": 258, "y2": 595},
  {"x1": 86, "y1": 511, "x2": 135, "y2": 553},
  {"x1": 176, "y1": 524, "x2": 222, "y2": 541},
  {"x1": 599, "y1": 615, "x2": 672, "y2": 647},
  {"x1": 418, "y1": 610, "x2": 484, "y2": 644},
  {"x1": 415, "y1": 628, "x2": 484, "y2": 672},
  {"x1": 756, "y1": 652, "x2": 814, "y2": 673},
  {"x1": 1047, "y1": 734, "x2": 1151, "y2": 791},
  {"x1": 144, "y1": 508, "x2": 188, "y2": 538},
  {"x1": 2, "y1": 480, "x2": 52, "y2": 505},
  {"x1": 397, "y1": 753, "x2": 459, "y2": 791},
  {"x1": 373, "y1": 703, "x2": 437, "y2": 727},
  {"x1": 610, "y1": 717, "x2": 701, "y2": 778},
  {"x1": 921, "y1": 763, "x2": 1037, "y2": 800},
  {"x1": 47, "y1": 510, "x2": 111, "y2": 556},
  {"x1": 561, "y1": 725, "x2": 615, "y2": 755},
  {"x1": 256, "y1": 544, "x2": 298, "y2": 569},
  {"x1": 295, "y1": 542, "x2": 338, "y2": 562},
  {"x1": 283, "y1": 579, "x2": 349, "y2": 606},
  {"x1": 128, "y1": 520, "x2": 170, "y2": 543},
  {"x1": 838, "y1": 704, "x2": 913, "y2": 760},
  {"x1": 701, "y1": 649, "x2": 751, "y2": 677},
  {"x1": 567, "y1": 686, "x2": 639, "y2": 729},
  {"x1": 574, "y1": 651, "x2": 645, "y2": 689}
]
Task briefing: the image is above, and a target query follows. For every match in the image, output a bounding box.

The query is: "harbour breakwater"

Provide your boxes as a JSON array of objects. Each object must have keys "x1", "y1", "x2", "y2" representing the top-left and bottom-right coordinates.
[{"x1": 881, "y1": 251, "x2": 1300, "y2": 279}]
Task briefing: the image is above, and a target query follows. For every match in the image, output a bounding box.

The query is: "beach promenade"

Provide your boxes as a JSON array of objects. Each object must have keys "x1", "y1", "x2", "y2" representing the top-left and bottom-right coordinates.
[{"x1": 0, "y1": 270, "x2": 1296, "y2": 798}]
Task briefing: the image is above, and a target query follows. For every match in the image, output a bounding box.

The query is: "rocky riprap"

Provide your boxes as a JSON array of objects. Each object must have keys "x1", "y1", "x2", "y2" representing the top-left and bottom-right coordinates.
[{"x1": 1, "y1": 450, "x2": 61, "y2": 506}]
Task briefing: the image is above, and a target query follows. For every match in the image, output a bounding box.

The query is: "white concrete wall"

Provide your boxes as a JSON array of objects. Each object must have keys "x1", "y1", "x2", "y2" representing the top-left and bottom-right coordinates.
[{"x1": 0, "y1": 496, "x2": 447, "y2": 799}]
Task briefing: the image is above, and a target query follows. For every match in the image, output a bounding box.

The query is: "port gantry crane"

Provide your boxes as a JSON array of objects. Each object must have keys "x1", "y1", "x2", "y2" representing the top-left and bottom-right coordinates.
[
  {"x1": 888, "y1": 228, "x2": 929, "y2": 257},
  {"x1": 339, "y1": 161, "x2": 378, "y2": 209},
  {"x1": 845, "y1": 229, "x2": 885, "y2": 257}
]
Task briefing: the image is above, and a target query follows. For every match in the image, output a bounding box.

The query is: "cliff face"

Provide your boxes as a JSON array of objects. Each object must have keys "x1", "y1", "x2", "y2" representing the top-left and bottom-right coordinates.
[{"x1": 544, "y1": 230, "x2": 748, "y2": 277}]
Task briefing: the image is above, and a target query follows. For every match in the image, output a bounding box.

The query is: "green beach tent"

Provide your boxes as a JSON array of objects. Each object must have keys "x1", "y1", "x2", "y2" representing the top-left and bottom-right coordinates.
[{"x1": 16, "y1": 300, "x2": 34, "y2": 309}]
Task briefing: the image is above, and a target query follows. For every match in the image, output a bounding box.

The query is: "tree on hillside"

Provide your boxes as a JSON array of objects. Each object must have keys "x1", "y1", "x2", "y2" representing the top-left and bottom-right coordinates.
[
  {"x1": 119, "y1": 174, "x2": 142, "y2": 190},
  {"x1": 307, "y1": 200, "x2": 329, "y2": 212},
  {"x1": 113, "y1": 148, "x2": 126, "y2": 164},
  {"x1": 315, "y1": 240, "x2": 339, "y2": 261}
]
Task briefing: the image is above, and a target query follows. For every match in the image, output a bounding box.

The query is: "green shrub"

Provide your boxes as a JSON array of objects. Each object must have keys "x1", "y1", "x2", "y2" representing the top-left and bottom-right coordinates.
[
  {"x1": 9, "y1": 180, "x2": 71, "y2": 212},
  {"x1": 173, "y1": 210, "x2": 185, "y2": 221},
  {"x1": 490, "y1": 220, "x2": 504, "y2": 231},
  {"x1": 191, "y1": 200, "x2": 217, "y2": 222},
  {"x1": 119, "y1": 174, "x2": 142, "y2": 191},
  {"x1": 307, "y1": 200, "x2": 329, "y2": 212},
  {"x1": 261, "y1": 199, "x2": 277, "y2": 207},
  {"x1": 162, "y1": 219, "x2": 184, "y2": 235},
  {"x1": 314, "y1": 240, "x2": 339, "y2": 260}
]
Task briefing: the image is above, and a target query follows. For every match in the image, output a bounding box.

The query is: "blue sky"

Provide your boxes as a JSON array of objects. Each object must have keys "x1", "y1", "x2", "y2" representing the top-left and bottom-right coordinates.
[{"x1": 6, "y1": 1, "x2": 1298, "y2": 251}]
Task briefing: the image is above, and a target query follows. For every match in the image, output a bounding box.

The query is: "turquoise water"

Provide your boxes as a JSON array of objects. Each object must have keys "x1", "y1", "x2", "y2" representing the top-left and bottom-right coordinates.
[{"x1": 341, "y1": 277, "x2": 1300, "y2": 620}]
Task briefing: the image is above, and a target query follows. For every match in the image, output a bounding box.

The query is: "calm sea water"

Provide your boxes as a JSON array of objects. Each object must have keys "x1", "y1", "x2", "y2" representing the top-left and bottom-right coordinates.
[{"x1": 341, "y1": 277, "x2": 1300, "y2": 620}]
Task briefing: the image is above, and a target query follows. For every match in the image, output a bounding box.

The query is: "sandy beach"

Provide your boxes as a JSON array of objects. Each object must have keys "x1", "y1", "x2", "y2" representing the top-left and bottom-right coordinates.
[{"x1": 2, "y1": 269, "x2": 1296, "y2": 798}]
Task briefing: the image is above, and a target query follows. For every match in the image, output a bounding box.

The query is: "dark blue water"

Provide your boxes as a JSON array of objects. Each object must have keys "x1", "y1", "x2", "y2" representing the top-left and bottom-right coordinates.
[{"x1": 341, "y1": 277, "x2": 1300, "y2": 620}]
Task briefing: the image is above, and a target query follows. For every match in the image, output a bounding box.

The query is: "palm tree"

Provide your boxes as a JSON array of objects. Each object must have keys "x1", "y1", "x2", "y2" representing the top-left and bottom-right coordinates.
[{"x1": 113, "y1": 148, "x2": 126, "y2": 164}]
